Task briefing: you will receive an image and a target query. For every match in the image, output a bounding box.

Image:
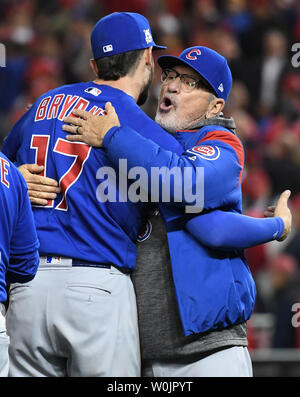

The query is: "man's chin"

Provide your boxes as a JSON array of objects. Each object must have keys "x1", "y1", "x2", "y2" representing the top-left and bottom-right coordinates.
[{"x1": 155, "y1": 112, "x2": 177, "y2": 134}]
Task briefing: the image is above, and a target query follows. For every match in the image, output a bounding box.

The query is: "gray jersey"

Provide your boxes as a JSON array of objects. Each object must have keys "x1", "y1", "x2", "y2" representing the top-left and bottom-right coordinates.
[{"x1": 132, "y1": 211, "x2": 248, "y2": 363}]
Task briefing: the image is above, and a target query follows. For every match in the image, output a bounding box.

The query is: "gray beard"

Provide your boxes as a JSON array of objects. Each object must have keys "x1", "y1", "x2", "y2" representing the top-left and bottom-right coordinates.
[
  {"x1": 155, "y1": 112, "x2": 236, "y2": 134},
  {"x1": 154, "y1": 112, "x2": 177, "y2": 134},
  {"x1": 155, "y1": 112, "x2": 206, "y2": 134}
]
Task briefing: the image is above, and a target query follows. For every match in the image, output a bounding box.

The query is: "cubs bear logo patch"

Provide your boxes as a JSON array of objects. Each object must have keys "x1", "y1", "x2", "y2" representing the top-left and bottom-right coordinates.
[{"x1": 186, "y1": 145, "x2": 220, "y2": 161}]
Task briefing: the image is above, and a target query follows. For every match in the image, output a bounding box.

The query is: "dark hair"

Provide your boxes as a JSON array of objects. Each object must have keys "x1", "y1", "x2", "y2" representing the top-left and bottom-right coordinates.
[{"x1": 95, "y1": 48, "x2": 145, "y2": 80}]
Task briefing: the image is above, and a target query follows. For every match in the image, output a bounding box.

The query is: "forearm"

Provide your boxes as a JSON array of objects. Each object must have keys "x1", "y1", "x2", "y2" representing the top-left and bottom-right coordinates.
[{"x1": 185, "y1": 210, "x2": 285, "y2": 250}]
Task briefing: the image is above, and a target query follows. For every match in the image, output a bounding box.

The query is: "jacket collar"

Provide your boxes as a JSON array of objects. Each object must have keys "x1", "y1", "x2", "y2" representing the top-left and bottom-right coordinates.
[{"x1": 176, "y1": 113, "x2": 236, "y2": 135}]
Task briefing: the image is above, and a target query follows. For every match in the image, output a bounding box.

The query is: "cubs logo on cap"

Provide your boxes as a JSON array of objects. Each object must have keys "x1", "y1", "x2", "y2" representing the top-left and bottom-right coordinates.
[
  {"x1": 158, "y1": 46, "x2": 232, "y2": 101},
  {"x1": 186, "y1": 48, "x2": 201, "y2": 60},
  {"x1": 91, "y1": 12, "x2": 167, "y2": 60}
]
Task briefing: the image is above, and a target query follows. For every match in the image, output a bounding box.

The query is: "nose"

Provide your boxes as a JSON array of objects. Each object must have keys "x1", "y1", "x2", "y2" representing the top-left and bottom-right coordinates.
[{"x1": 167, "y1": 77, "x2": 181, "y2": 93}]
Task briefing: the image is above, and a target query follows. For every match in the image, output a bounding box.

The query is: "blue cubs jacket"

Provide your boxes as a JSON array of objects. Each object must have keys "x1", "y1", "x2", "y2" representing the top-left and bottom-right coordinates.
[
  {"x1": 102, "y1": 122, "x2": 257, "y2": 335},
  {"x1": 0, "y1": 152, "x2": 39, "y2": 302}
]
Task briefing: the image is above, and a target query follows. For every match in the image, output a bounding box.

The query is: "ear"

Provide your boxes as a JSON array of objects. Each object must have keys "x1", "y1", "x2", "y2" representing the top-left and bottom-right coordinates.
[
  {"x1": 206, "y1": 97, "x2": 225, "y2": 118},
  {"x1": 144, "y1": 47, "x2": 153, "y2": 67},
  {"x1": 90, "y1": 59, "x2": 98, "y2": 77}
]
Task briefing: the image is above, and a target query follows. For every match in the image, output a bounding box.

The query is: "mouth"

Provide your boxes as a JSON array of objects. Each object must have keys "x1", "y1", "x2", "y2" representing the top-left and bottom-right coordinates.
[{"x1": 159, "y1": 96, "x2": 174, "y2": 112}]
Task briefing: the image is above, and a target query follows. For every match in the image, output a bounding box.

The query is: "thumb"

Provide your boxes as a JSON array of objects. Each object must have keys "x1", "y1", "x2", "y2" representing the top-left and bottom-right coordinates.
[
  {"x1": 105, "y1": 102, "x2": 114, "y2": 114},
  {"x1": 278, "y1": 189, "x2": 291, "y2": 206}
]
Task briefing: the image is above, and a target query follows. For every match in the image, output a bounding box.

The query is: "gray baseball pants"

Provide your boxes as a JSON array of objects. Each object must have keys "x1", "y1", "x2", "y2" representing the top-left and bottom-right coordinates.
[{"x1": 6, "y1": 260, "x2": 140, "y2": 377}]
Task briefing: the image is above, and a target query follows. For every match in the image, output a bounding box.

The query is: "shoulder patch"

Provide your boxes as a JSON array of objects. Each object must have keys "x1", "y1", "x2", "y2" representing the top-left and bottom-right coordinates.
[
  {"x1": 186, "y1": 145, "x2": 220, "y2": 161},
  {"x1": 196, "y1": 130, "x2": 244, "y2": 185}
]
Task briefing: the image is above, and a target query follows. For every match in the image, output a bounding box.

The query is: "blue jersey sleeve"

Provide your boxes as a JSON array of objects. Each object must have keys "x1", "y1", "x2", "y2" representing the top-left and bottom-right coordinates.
[
  {"x1": 185, "y1": 210, "x2": 285, "y2": 250},
  {"x1": 6, "y1": 170, "x2": 39, "y2": 284},
  {"x1": 103, "y1": 125, "x2": 243, "y2": 212}
]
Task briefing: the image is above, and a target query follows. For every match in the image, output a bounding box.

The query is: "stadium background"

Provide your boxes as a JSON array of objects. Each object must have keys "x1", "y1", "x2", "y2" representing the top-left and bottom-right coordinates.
[{"x1": 0, "y1": 0, "x2": 299, "y2": 377}]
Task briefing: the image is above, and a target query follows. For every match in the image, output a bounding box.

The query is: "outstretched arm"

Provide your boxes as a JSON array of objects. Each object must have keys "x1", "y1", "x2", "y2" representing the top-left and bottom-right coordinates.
[{"x1": 185, "y1": 190, "x2": 292, "y2": 250}]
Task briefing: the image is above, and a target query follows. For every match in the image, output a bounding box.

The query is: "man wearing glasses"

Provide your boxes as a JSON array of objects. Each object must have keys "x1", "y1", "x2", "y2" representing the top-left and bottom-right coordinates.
[{"x1": 62, "y1": 46, "x2": 291, "y2": 376}]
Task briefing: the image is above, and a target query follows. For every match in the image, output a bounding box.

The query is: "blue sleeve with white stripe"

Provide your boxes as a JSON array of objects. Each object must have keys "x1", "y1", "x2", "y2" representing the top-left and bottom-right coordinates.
[
  {"x1": 185, "y1": 210, "x2": 285, "y2": 250},
  {"x1": 7, "y1": 172, "x2": 40, "y2": 284},
  {"x1": 0, "y1": 153, "x2": 39, "y2": 302}
]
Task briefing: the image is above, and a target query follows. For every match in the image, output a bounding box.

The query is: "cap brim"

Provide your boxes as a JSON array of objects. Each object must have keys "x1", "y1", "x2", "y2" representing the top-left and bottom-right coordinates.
[
  {"x1": 152, "y1": 45, "x2": 167, "y2": 51},
  {"x1": 157, "y1": 55, "x2": 218, "y2": 96},
  {"x1": 157, "y1": 55, "x2": 188, "y2": 69}
]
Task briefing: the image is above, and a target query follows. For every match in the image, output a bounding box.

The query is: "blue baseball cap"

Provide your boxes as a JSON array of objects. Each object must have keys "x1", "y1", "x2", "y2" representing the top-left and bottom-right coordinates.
[
  {"x1": 91, "y1": 12, "x2": 166, "y2": 60},
  {"x1": 158, "y1": 46, "x2": 232, "y2": 101}
]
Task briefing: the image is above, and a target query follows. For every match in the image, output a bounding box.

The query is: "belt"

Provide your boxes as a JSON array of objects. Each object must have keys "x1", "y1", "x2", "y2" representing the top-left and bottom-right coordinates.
[{"x1": 39, "y1": 256, "x2": 131, "y2": 274}]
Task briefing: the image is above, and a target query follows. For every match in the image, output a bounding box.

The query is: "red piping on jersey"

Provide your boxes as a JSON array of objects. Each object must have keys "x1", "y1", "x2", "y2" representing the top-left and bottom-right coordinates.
[{"x1": 196, "y1": 130, "x2": 244, "y2": 186}]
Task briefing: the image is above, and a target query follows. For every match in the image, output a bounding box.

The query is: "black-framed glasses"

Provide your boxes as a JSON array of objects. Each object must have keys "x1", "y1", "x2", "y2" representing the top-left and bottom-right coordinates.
[{"x1": 161, "y1": 68, "x2": 215, "y2": 94}]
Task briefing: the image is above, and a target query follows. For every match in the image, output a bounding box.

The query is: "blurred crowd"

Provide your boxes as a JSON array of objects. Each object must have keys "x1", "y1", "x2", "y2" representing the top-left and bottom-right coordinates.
[{"x1": 0, "y1": 0, "x2": 300, "y2": 349}]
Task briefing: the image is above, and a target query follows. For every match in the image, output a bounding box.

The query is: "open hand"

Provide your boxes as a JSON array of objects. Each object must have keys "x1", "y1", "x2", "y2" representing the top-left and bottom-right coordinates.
[
  {"x1": 62, "y1": 102, "x2": 120, "y2": 147},
  {"x1": 264, "y1": 189, "x2": 292, "y2": 241},
  {"x1": 18, "y1": 164, "x2": 61, "y2": 206}
]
